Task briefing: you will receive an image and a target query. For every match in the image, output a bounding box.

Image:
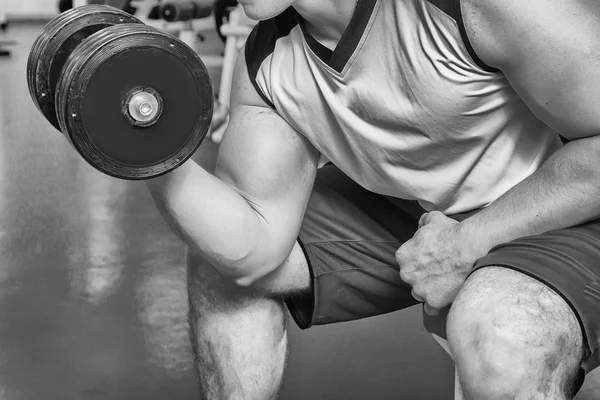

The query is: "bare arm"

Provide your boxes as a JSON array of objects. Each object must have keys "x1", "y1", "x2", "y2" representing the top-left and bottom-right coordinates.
[
  {"x1": 458, "y1": 0, "x2": 600, "y2": 247},
  {"x1": 146, "y1": 50, "x2": 319, "y2": 286}
]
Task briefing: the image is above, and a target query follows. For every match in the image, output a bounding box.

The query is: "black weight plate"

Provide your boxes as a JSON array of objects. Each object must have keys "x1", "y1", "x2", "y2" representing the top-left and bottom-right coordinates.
[
  {"x1": 26, "y1": 8, "x2": 86, "y2": 110},
  {"x1": 26, "y1": 8, "x2": 81, "y2": 103},
  {"x1": 27, "y1": 5, "x2": 141, "y2": 131},
  {"x1": 56, "y1": 24, "x2": 214, "y2": 180}
]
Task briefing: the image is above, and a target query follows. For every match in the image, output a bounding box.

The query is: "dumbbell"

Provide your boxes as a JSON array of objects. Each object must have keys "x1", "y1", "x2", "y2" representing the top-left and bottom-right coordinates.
[
  {"x1": 27, "y1": 5, "x2": 213, "y2": 180},
  {"x1": 88, "y1": 0, "x2": 137, "y2": 15},
  {"x1": 58, "y1": 0, "x2": 136, "y2": 14},
  {"x1": 160, "y1": 1, "x2": 213, "y2": 22}
]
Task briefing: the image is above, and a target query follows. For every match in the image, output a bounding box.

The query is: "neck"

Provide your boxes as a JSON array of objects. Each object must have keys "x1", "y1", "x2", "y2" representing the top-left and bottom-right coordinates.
[{"x1": 294, "y1": 0, "x2": 358, "y2": 48}]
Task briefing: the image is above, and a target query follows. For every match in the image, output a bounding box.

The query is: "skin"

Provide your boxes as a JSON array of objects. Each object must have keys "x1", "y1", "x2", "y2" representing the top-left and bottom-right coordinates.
[
  {"x1": 397, "y1": 0, "x2": 600, "y2": 315},
  {"x1": 146, "y1": 0, "x2": 358, "y2": 289},
  {"x1": 146, "y1": 0, "x2": 600, "y2": 398}
]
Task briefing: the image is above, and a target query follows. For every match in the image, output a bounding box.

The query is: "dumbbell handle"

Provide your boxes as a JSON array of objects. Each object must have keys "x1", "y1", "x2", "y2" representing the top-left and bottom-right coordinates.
[{"x1": 160, "y1": 1, "x2": 212, "y2": 22}]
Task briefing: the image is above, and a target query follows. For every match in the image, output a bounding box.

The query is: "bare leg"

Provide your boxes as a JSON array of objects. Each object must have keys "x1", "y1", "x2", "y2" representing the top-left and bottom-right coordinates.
[
  {"x1": 187, "y1": 244, "x2": 310, "y2": 400},
  {"x1": 447, "y1": 267, "x2": 585, "y2": 400}
]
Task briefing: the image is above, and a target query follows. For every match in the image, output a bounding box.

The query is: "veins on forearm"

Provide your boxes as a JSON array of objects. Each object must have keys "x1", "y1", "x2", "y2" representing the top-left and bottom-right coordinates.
[{"x1": 461, "y1": 134, "x2": 600, "y2": 245}]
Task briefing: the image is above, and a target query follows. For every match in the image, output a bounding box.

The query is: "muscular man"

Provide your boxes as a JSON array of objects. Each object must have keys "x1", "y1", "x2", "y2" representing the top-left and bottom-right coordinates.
[{"x1": 147, "y1": 0, "x2": 600, "y2": 398}]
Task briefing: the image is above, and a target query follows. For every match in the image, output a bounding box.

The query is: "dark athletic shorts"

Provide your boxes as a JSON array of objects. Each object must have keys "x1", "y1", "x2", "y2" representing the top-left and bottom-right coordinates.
[{"x1": 285, "y1": 164, "x2": 600, "y2": 381}]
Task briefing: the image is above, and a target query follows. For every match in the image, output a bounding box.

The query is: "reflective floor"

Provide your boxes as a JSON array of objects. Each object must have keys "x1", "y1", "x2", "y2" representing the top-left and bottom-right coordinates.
[{"x1": 0, "y1": 22, "x2": 598, "y2": 400}]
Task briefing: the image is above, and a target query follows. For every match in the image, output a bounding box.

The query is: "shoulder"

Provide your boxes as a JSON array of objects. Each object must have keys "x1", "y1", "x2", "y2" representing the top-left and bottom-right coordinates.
[
  {"x1": 460, "y1": 0, "x2": 598, "y2": 70},
  {"x1": 458, "y1": 0, "x2": 508, "y2": 70},
  {"x1": 460, "y1": 0, "x2": 600, "y2": 137}
]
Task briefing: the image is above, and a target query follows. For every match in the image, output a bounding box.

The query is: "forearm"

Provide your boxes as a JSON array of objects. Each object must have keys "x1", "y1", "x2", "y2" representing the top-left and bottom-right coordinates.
[
  {"x1": 461, "y1": 135, "x2": 600, "y2": 249},
  {"x1": 146, "y1": 161, "x2": 293, "y2": 282}
]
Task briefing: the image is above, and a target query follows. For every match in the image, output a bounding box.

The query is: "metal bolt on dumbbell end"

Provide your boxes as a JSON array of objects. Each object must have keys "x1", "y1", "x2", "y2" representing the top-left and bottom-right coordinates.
[
  {"x1": 123, "y1": 88, "x2": 163, "y2": 127},
  {"x1": 139, "y1": 102, "x2": 153, "y2": 116}
]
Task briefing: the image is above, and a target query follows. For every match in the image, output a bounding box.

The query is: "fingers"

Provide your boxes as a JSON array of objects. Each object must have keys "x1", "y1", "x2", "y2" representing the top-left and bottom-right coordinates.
[
  {"x1": 411, "y1": 289, "x2": 425, "y2": 303},
  {"x1": 412, "y1": 293, "x2": 442, "y2": 316},
  {"x1": 423, "y1": 303, "x2": 440, "y2": 316},
  {"x1": 418, "y1": 213, "x2": 428, "y2": 229},
  {"x1": 411, "y1": 287, "x2": 442, "y2": 315},
  {"x1": 418, "y1": 210, "x2": 448, "y2": 229}
]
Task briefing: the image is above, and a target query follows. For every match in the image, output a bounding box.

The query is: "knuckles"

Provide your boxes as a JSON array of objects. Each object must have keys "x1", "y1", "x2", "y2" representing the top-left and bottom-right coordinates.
[{"x1": 399, "y1": 267, "x2": 412, "y2": 283}]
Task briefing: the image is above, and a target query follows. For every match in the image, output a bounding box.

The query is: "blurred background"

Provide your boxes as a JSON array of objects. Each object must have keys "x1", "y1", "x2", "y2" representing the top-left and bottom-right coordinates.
[{"x1": 0, "y1": 1, "x2": 599, "y2": 399}]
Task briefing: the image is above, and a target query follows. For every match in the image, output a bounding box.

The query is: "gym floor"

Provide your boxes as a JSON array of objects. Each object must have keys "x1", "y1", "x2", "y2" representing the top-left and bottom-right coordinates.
[{"x1": 0, "y1": 22, "x2": 599, "y2": 400}]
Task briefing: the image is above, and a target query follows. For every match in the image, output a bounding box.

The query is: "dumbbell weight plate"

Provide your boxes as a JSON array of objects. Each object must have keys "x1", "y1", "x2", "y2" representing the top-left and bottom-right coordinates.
[
  {"x1": 27, "y1": 5, "x2": 141, "y2": 131},
  {"x1": 26, "y1": 7, "x2": 81, "y2": 107},
  {"x1": 88, "y1": 0, "x2": 137, "y2": 15},
  {"x1": 56, "y1": 24, "x2": 214, "y2": 180}
]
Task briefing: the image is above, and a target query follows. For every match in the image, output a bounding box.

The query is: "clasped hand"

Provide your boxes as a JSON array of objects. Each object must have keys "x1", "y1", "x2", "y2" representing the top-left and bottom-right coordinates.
[{"x1": 395, "y1": 211, "x2": 488, "y2": 315}]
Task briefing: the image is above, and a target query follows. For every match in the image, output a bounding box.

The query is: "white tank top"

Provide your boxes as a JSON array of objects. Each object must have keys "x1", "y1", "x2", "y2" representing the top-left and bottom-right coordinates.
[{"x1": 245, "y1": 0, "x2": 562, "y2": 214}]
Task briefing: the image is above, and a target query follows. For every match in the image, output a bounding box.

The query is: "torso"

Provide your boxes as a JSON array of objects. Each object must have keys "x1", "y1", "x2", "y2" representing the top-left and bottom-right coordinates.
[{"x1": 245, "y1": 0, "x2": 562, "y2": 214}]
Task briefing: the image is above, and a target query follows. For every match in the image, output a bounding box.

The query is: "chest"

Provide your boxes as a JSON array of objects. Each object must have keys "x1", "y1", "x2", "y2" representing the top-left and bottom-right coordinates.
[{"x1": 272, "y1": 29, "x2": 502, "y2": 143}]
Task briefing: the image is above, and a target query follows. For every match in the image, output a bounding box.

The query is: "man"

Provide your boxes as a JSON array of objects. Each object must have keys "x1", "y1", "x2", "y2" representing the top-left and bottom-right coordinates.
[{"x1": 146, "y1": 0, "x2": 600, "y2": 398}]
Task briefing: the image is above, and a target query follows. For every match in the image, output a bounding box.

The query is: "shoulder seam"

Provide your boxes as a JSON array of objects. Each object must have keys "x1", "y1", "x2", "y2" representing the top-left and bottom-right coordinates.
[
  {"x1": 452, "y1": 0, "x2": 499, "y2": 73},
  {"x1": 244, "y1": 9, "x2": 299, "y2": 109},
  {"x1": 244, "y1": 29, "x2": 276, "y2": 109}
]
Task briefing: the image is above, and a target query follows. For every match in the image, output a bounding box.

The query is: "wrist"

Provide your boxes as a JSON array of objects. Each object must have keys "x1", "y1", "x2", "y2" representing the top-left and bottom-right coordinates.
[{"x1": 456, "y1": 216, "x2": 500, "y2": 259}]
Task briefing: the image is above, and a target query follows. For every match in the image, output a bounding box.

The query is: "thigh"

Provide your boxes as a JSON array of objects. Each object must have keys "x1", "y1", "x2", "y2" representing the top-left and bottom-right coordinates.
[
  {"x1": 285, "y1": 164, "x2": 425, "y2": 329},
  {"x1": 469, "y1": 219, "x2": 600, "y2": 374}
]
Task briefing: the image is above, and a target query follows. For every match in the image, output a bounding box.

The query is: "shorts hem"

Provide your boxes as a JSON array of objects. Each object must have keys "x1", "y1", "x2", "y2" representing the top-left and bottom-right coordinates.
[{"x1": 285, "y1": 238, "x2": 317, "y2": 330}]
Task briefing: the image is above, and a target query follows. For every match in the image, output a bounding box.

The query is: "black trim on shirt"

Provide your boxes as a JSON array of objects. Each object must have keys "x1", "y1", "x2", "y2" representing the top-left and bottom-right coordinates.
[
  {"x1": 299, "y1": 24, "x2": 334, "y2": 62},
  {"x1": 244, "y1": 8, "x2": 299, "y2": 108},
  {"x1": 299, "y1": 0, "x2": 378, "y2": 73},
  {"x1": 426, "y1": 0, "x2": 498, "y2": 73},
  {"x1": 329, "y1": 0, "x2": 378, "y2": 72},
  {"x1": 451, "y1": 0, "x2": 499, "y2": 73},
  {"x1": 427, "y1": 0, "x2": 456, "y2": 20},
  {"x1": 244, "y1": 0, "x2": 499, "y2": 109}
]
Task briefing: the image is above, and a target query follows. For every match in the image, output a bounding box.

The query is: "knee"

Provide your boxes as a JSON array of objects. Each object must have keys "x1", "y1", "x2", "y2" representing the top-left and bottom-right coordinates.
[
  {"x1": 448, "y1": 314, "x2": 535, "y2": 399},
  {"x1": 187, "y1": 251, "x2": 287, "y2": 342},
  {"x1": 186, "y1": 249, "x2": 275, "y2": 297},
  {"x1": 447, "y1": 267, "x2": 584, "y2": 400},
  {"x1": 187, "y1": 250, "x2": 246, "y2": 299},
  {"x1": 187, "y1": 250, "x2": 281, "y2": 313}
]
